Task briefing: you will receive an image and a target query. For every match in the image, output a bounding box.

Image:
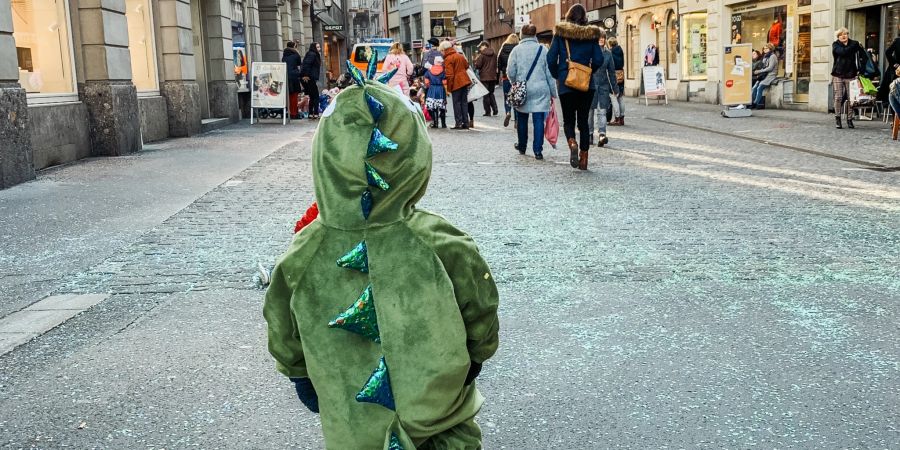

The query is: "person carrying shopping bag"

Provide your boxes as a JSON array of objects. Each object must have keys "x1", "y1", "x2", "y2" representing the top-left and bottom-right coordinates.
[{"x1": 507, "y1": 24, "x2": 558, "y2": 160}]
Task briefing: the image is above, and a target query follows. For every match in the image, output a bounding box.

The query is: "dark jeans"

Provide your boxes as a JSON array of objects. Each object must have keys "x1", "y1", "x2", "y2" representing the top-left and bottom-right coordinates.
[
  {"x1": 482, "y1": 80, "x2": 498, "y2": 114},
  {"x1": 451, "y1": 88, "x2": 469, "y2": 127},
  {"x1": 559, "y1": 91, "x2": 593, "y2": 151},
  {"x1": 302, "y1": 78, "x2": 319, "y2": 116},
  {"x1": 516, "y1": 111, "x2": 547, "y2": 155},
  {"x1": 502, "y1": 79, "x2": 512, "y2": 113}
]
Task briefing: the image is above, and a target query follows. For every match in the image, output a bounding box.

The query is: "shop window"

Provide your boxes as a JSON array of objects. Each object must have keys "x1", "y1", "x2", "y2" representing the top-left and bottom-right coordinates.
[
  {"x1": 666, "y1": 10, "x2": 678, "y2": 79},
  {"x1": 11, "y1": 0, "x2": 76, "y2": 97},
  {"x1": 429, "y1": 11, "x2": 456, "y2": 39},
  {"x1": 681, "y1": 13, "x2": 707, "y2": 80},
  {"x1": 126, "y1": 0, "x2": 158, "y2": 92},
  {"x1": 732, "y1": 6, "x2": 787, "y2": 75}
]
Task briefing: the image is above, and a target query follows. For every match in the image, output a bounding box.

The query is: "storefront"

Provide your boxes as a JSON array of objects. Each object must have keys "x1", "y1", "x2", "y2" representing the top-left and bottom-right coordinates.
[
  {"x1": 845, "y1": 0, "x2": 900, "y2": 82},
  {"x1": 620, "y1": 0, "x2": 678, "y2": 96},
  {"x1": 726, "y1": 0, "x2": 812, "y2": 103},
  {"x1": 12, "y1": 0, "x2": 78, "y2": 103}
]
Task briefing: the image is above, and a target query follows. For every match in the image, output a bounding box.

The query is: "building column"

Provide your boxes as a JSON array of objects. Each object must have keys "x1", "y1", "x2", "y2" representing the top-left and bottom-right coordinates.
[
  {"x1": 281, "y1": 2, "x2": 293, "y2": 42},
  {"x1": 259, "y1": 0, "x2": 283, "y2": 61},
  {"x1": 205, "y1": 0, "x2": 239, "y2": 120},
  {"x1": 245, "y1": 0, "x2": 263, "y2": 63},
  {"x1": 809, "y1": 0, "x2": 832, "y2": 112},
  {"x1": 78, "y1": 0, "x2": 141, "y2": 156},
  {"x1": 0, "y1": 0, "x2": 35, "y2": 188},
  {"x1": 291, "y1": 0, "x2": 305, "y2": 45},
  {"x1": 158, "y1": 0, "x2": 200, "y2": 136}
]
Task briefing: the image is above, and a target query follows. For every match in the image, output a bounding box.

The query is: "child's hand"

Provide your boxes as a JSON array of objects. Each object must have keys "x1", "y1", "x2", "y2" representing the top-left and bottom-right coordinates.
[{"x1": 289, "y1": 377, "x2": 320, "y2": 413}]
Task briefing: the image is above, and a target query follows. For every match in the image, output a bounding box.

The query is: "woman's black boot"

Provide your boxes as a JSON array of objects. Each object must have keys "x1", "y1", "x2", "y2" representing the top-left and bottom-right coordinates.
[
  {"x1": 835, "y1": 116, "x2": 842, "y2": 129},
  {"x1": 847, "y1": 116, "x2": 855, "y2": 129}
]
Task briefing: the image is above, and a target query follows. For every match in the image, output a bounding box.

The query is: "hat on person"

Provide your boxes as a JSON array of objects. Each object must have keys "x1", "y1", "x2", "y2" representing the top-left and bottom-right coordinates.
[
  {"x1": 428, "y1": 37, "x2": 439, "y2": 46},
  {"x1": 434, "y1": 56, "x2": 444, "y2": 65}
]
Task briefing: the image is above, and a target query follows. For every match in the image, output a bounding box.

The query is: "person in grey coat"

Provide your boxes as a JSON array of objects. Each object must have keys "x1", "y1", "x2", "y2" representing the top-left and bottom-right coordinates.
[
  {"x1": 751, "y1": 43, "x2": 778, "y2": 109},
  {"x1": 587, "y1": 32, "x2": 619, "y2": 147},
  {"x1": 507, "y1": 24, "x2": 559, "y2": 160}
]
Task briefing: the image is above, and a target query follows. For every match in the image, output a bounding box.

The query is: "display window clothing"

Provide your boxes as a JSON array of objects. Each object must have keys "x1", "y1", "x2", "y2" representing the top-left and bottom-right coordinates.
[{"x1": 768, "y1": 20, "x2": 782, "y2": 46}]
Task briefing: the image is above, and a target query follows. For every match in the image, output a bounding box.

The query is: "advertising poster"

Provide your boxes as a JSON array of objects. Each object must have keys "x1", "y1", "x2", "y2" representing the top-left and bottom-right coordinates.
[
  {"x1": 723, "y1": 44, "x2": 753, "y2": 106},
  {"x1": 642, "y1": 66, "x2": 666, "y2": 97},
  {"x1": 234, "y1": 45, "x2": 249, "y2": 93},
  {"x1": 250, "y1": 62, "x2": 287, "y2": 109}
]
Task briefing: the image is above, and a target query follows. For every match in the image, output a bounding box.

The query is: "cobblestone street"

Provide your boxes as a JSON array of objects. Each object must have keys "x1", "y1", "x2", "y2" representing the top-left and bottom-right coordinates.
[{"x1": 1, "y1": 96, "x2": 898, "y2": 448}]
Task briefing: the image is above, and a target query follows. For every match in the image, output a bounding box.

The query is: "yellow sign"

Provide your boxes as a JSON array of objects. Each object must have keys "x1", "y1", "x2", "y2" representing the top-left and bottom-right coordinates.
[{"x1": 722, "y1": 44, "x2": 753, "y2": 106}]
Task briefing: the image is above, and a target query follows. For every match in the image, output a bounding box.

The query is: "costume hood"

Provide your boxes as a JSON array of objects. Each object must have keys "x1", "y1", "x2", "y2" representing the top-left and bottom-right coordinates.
[
  {"x1": 554, "y1": 21, "x2": 603, "y2": 40},
  {"x1": 312, "y1": 69, "x2": 431, "y2": 230}
]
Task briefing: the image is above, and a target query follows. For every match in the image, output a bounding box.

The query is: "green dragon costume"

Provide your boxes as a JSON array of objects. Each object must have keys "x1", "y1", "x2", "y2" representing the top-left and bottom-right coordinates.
[{"x1": 263, "y1": 56, "x2": 500, "y2": 449}]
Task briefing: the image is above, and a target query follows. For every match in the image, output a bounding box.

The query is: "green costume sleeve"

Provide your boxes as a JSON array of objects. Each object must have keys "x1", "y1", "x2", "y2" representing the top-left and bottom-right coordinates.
[
  {"x1": 418, "y1": 213, "x2": 500, "y2": 364},
  {"x1": 263, "y1": 250, "x2": 309, "y2": 378}
]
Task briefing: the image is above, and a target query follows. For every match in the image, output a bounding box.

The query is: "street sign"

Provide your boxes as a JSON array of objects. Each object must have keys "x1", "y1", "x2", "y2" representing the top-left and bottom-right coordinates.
[{"x1": 324, "y1": 24, "x2": 344, "y2": 32}]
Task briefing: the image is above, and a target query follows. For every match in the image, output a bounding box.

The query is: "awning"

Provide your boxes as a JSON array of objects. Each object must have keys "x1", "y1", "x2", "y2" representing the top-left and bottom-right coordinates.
[{"x1": 456, "y1": 33, "x2": 484, "y2": 45}]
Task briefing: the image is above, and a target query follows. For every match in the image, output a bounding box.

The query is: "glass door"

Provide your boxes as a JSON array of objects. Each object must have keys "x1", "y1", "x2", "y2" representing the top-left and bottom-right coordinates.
[{"x1": 793, "y1": 12, "x2": 811, "y2": 103}]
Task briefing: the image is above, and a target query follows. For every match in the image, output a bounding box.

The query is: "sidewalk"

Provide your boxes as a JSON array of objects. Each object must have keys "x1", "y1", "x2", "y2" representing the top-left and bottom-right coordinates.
[{"x1": 628, "y1": 99, "x2": 900, "y2": 168}]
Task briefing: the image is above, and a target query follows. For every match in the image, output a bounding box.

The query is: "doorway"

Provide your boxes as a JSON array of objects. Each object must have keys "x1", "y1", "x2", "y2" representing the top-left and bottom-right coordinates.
[
  {"x1": 191, "y1": 0, "x2": 211, "y2": 118},
  {"x1": 793, "y1": 12, "x2": 811, "y2": 103}
]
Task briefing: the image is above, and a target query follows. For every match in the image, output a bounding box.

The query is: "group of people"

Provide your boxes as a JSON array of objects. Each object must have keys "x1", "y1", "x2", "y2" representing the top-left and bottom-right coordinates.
[
  {"x1": 282, "y1": 41, "x2": 322, "y2": 120},
  {"x1": 502, "y1": 4, "x2": 626, "y2": 169},
  {"x1": 749, "y1": 44, "x2": 778, "y2": 110}
]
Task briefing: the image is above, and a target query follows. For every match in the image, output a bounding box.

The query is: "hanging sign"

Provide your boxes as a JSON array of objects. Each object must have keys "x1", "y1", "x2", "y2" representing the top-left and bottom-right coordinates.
[{"x1": 722, "y1": 44, "x2": 753, "y2": 106}]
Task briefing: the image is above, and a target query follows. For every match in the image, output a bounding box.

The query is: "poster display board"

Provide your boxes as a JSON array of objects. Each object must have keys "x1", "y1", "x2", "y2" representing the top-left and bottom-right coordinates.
[
  {"x1": 641, "y1": 66, "x2": 668, "y2": 105},
  {"x1": 722, "y1": 44, "x2": 753, "y2": 106},
  {"x1": 250, "y1": 62, "x2": 288, "y2": 125}
]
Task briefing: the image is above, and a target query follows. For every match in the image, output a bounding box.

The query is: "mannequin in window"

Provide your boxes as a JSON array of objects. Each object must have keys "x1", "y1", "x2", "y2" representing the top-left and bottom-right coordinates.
[{"x1": 644, "y1": 44, "x2": 659, "y2": 66}]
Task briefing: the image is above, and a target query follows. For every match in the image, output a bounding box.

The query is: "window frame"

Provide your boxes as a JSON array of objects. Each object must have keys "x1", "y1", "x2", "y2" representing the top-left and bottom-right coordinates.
[
  {"x1": 19, "y1": 0, "x2": 80, "y2": 105},
  {"x1": 126, "y1": 0, "x2": 161, "y2": 95}
]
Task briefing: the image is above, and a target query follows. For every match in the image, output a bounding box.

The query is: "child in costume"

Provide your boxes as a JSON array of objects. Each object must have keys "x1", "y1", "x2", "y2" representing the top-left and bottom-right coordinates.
[
  {"x1": 263, "y1": 56, "x2": 500, "y2": 449},
  {"x1": 424, "y1": 56, "x2": 448, "y2": 129}
]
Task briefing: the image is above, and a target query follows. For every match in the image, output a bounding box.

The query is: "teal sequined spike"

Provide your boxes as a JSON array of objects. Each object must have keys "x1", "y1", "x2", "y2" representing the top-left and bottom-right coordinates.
[
  {"x1": 366, "y1": 51, "x2": 378, "y2": 80},
  {"x1": 365, "y1": 162, "x2": 390, "y2": 191},
  {"x1": 366, "y1": 94, "x2": 385, "y2": 122},
  {"x1": 328, "y1": 284, "x2": 380, "y2": 342},
  {"x1": 388, "y1": 433, "x2": 404, "y2": 450},
  {"x1": 356, "y1": 356, "x2": 395, "y2": 410},
  {"x1": 346, "y1": 60, "x2": 366, "y2": 86},
  {"x1": 337, "y1": 240, "x2": 368, "y2": 273},
  {"x1": 377, "y1": 67, "x2": 398, "y2": 84},
  {"x1": 366, "y1": 127, "x2": 398, "y2": 157},
  {"x1": 361, "y1": 189, "x2": 373, "y2": 219}
]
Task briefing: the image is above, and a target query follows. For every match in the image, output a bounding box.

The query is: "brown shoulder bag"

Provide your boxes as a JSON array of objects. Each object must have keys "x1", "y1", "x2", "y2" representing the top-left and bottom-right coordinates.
[{"x1": 564, "y1": 39, "x2": 592, "y2": 92}]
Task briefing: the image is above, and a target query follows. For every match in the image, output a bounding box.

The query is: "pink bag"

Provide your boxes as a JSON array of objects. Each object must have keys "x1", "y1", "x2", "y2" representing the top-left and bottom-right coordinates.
[
  {"x1": 423, "y1": 107, "x2": 432, "y2": 122},
  {"x1": 544, "y1": 98, "x2": 559, "y2": 149}
]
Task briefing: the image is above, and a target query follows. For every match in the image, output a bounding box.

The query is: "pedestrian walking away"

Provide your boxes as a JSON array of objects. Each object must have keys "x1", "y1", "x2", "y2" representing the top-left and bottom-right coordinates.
[
  {"x1": 425, "y1": 56, "x2": 448, "y2": 129},
  {"x1": 587, "y1": 31, "x2": 618, "y2": 149},
  {"x1": 442, "y1": 41, "x2": 473, "y2": 130},
  {"x1": 750, "y1": 43, "x2": 777, "y2": 110},
  {"x1": 548, "y1": 3, "x2": 604, "y2": 170},
  {"x1": 474, "y1": 41, "x2": 500, "y2": 116},
  {"x1": 506, "y1": 24, "x2": 558, "y2": 160},
  {"x1": 300, "y1": 42, "x2": 322, "y2": 119},
  {"x1": 608, "y1": 37, "x2": 625, "y2": 126},
  {"x1": 282, "y1": 41, "x2": 303, "y2": 120},
  {"x1": 498, "y1": 34, "x2": 520, "y2": 127},
  {"x1": 831, "y1": 27, "x2": 866, "y2": 129},
  {"x1": 383, "y1": 42, "x2": 415, "y2": 95},
  {"x1": 263, "y1": 69, "x2": 499, "y2": 449}
]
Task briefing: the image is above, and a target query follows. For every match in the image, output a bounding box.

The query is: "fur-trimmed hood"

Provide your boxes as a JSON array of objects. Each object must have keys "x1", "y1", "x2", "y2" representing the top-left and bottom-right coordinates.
[{"x1": 554, "y1": 21, "x2": 603, "y2": 41}]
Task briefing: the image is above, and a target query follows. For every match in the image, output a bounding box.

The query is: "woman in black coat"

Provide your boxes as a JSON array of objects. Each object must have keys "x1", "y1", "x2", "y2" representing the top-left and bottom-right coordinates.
[
  {"x1": 831, "y1": 28, "x2": 865, "y2": 129},
  {"x1": 282, "y1": 41, "x2": 303, "y2": 119},
  {"x1": 300, "y1": 42, "x2": 322, "y2": 119}
]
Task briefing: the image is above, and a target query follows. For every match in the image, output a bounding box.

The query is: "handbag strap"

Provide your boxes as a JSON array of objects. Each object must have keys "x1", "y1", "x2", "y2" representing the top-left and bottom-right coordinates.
[
  {"x1": 525, "y1": 46, "x2": 544, "y2": 82},
  {"x1": 564, "y1": 39, "x2": 591, "y2": 66}
]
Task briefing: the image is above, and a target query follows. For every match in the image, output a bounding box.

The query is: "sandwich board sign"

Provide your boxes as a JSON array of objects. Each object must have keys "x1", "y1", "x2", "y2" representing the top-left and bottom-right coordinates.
[
  {"x1": 722, "y1": 44, "x2": 753, "y2": 117},
  {"x1": 250, "y1": 61, "x2": 288, "y2": 125}
]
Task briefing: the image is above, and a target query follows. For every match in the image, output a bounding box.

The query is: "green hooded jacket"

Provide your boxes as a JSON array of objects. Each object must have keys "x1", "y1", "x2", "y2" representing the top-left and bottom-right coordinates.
[{"x1": 263, "y1": 75, "x2": 500, "y2": 449}]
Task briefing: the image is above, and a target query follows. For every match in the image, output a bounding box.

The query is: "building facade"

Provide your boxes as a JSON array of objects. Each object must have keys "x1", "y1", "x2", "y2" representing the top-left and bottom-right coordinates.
[
  {"x1": 0, "y1": 0, "x2": 353, "y2": 190},
  {"x1": 454, "y1": 0, "x2": 483, "y2": 60},
  {"x1": 619, "y1": 0, "x2": 848, "y2": 112},
  {"x1": 397, "y1": 0, "x2": 456, "y2": 61}
]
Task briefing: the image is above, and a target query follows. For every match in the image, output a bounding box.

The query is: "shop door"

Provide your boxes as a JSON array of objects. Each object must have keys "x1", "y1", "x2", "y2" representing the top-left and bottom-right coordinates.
[
  {"x1": 793, "y1": 13, "x2": 811, "y2": 103},
  {"x1": 191, "y1": 0, "x2": 211, "y2": 119}
]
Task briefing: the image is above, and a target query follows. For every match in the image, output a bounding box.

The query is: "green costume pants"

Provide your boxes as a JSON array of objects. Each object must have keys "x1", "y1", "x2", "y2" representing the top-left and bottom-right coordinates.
[{"x1": 417, "y1": 418, "x2": 482, "y2": 450}]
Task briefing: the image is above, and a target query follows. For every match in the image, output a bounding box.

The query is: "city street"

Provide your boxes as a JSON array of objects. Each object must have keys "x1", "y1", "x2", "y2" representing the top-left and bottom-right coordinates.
[{"x1": 1, "y1": 94, "x2": 898, "y2": 448}]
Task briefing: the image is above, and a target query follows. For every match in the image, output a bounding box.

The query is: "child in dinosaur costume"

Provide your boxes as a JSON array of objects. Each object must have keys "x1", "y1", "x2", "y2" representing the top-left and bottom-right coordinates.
[{"x1": 263, "y1": 56, "x2": 500, "y2": 450}]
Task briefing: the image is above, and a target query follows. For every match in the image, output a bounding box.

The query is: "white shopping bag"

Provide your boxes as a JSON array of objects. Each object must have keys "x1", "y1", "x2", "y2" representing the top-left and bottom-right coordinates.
[{"x1": 466, "y1": 68, "x2": 489, "y2": 103}]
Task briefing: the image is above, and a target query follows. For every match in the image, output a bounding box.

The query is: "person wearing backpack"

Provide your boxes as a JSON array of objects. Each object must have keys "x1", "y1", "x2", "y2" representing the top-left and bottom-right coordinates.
[{"x1": 506, "y1": 24, "x2": 558, "y2": 160}]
